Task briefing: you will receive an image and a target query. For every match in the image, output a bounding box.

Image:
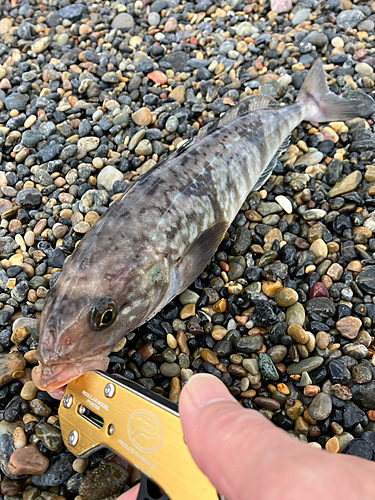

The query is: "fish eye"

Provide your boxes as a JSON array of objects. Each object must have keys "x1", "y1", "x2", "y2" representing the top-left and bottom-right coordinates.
[{"x1": 90, "y1": 298, "x2": 117, "y2": 331}]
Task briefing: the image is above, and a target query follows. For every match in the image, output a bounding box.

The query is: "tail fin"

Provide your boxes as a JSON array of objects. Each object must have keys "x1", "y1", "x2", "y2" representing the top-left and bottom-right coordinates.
[{"x1": 296, "y1": 60, "x2": 359, "y2": 122}]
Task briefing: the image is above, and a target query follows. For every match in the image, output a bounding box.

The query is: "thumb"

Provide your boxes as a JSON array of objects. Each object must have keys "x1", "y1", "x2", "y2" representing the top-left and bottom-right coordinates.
[{"x1": 178, "y1": 374, "x2": 324, "y2": 500}]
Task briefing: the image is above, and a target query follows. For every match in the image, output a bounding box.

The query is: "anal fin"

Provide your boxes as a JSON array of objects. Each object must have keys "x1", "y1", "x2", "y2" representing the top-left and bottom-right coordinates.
[{"x1": 252, "y1": 134, "x2": 291, "y2": 192}]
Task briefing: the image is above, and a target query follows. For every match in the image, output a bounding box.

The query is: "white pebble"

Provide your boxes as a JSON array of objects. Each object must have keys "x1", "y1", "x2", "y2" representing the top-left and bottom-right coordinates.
[{"x1": 275, "y1": 195, "x2": 293, "y2": 214}]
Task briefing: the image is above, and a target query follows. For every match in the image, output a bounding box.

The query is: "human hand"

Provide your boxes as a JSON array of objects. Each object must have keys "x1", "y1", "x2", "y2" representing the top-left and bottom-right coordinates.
[{"x1": 118, "y1": 373, "x2": 375, "y2": 500}]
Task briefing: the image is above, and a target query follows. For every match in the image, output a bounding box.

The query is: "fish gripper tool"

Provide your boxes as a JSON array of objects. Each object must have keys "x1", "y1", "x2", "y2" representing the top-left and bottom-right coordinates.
[{"x1": 58, "y1": 371, "x2": 219, "y2": 500}]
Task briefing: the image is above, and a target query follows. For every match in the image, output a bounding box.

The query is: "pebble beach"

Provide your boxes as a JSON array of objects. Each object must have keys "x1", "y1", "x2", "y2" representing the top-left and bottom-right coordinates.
[{"x1": 1, "y1": 0, "x2": 375, "y2": 497}]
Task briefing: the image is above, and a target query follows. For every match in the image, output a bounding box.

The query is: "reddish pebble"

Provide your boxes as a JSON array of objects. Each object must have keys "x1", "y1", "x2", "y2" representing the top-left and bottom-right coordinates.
[
  {"x1": 147, "y1": 70, "x2": 167, "y2": 84},
  {"x1": 254, "y1": 58, "x2": 263, "y2": 70},
  {"x1": 159, "y1": 93, "x2": 168, "y2": 99},
  {"x1": 190, "y1": 37, "x2": 197, "y2": 44},
  {"x1": 309, "y1": 282, "x2": 329, "y2": 299}
]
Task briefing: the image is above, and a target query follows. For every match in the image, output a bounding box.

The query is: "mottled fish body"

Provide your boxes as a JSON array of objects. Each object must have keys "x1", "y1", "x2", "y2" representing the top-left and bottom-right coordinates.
[{"x1": 32, "y1": 60, "x2": 360, "y2": 391}]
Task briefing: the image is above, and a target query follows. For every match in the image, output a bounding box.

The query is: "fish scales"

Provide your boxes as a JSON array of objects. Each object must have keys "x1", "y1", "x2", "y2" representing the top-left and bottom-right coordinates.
[{"x1": 31, "y1": 60, "x2": 361, "y2": 391}]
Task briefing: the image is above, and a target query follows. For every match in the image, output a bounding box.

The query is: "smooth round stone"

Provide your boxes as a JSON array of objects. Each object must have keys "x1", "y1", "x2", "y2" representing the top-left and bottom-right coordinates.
[
  {"x1": 234, "y1": 335, "x2": 263, "y2": 354},
  {"x1": 148, "y1": 12, "x2": 160, "y2": 25},
  {"x1": 160, "y1": 362, "x2": 180, "y2": 377},
  {"x1": 35, "y1": 423, "x2": 62, "y2": 452},
  {"x1": 111, "y1": 12, "x2": 135, "y2": 29},
  {"x1": 303, "y1": 209, "x2": 327, "y2": 221},
  {"x1": 254, "y1": 397, "x2": 280, "y2": 412},
  {"x1": 179, "y1": 289, "x2": 199, "y2": 305},
  {"x1": 135, "y1": 139, "x2": 152, "y2": 156},
  {"x1": 309, "y1": 239, "x2": 328, "y2": 259},
  {"x1": 336, "y1": 316, "x2": 361, "y2": 340},
  {"x1": 275, "y1": 195, "x2": 292, "y2": 214},
  {"x1": 29, "y1": 399, "x2": 51, "y2": 417},
  {"x1": 305, "y1": 297, "x2": 335, "y2": 318},
  {"x1": 227, "y1": 256, "x2": 246, "y2": 280},
  {"x1": 166, "y1": 116, "x2": 179, "y2": 133},
  {"x1": 20, "y1": 381, "x2": 38, "y2": 401},
  {"x1": 285, "y1": 302, "x2": 305, "y2": 327},
  {"x1": 308, "y1": 392, "x2": 332, "y2": 421},
  {"x1": 97, "y1": 166, "x2": 123, "y2": 191},
  {"x1": 287, "y1": 324, "x2": 309, "y2": 344},
  {"x1": 355, "y1": 63, "x2": 373, "y2": 77},
  {"x1": 141, "y1": 361, "x2": 158, "y2": 378},
  {"x1": 295, "y1": 151, "x2": 323, "y2": 166},
  {"x1": 7, "y1": 444, "x2": 49, "y2": 476},
  {"x1": 267, "y1": 345, "x2": 287, "y2": 363},
  {"x1": 286, "y1": 356, "x2": 324, "y2": 375},
  {"x1": 161, "y1": 347, "x2": 176, "y2": 363},
  {"x1": 275, "y1": 287, "x2": 298, "y2": 307}
]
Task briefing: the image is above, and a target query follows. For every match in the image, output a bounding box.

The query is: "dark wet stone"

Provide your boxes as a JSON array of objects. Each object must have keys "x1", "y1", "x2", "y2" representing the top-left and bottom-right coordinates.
[
  {"x1": 233, "y1": 335, "x2": 263, "y2": 354},
  {"x1": 32, "y1": 453, "x2": 74, "y2": 487},
  {"x1": 0, "y1": 237, "x2": 17, "y2": 259},
  {"x1": 141, "y1": 361, "x2": 158, "y2": 378},
  {"x1": 325, "y1": 159, "x2": 343, "y2": 185},
  {"x1": 252, "y1": 302, "x2": 278, "y2": 326},
  {"x1": 362, "y1": 431, "x2": 375, "y2": 454},
  {"x1": 4, "y1": 94, "x2": 28, "y2": 111},
  {"x1": 57, "y1": 4, "x2": 88, "y2": 21},
  {"x1": 352, "y1": 381, "x2": 375, "y2": 409},
  {"x1": 227, "y1": 256, "x2": 246, "y2": 280},
  {"x1": 163, "y1": 51, "x2": 189, "y2": 72},
  {"x1": 160, "y1": 362, "x2": 180, "y2": 377},
  {"x1": 15, "y1": 188, "x2": 42, "y2": 209},
  {"x1": 343, "y1": 402, "x2": 365, "y2": 428},
  {"x1": 305, "y1": 297, "x2": 336, "y2": 318},
  {"x1": 327, "y1": 360, "x2": 351, "y2": 385},
  {"x1": 22, "y1": 130, "x2": 45, "y2": 148},
  {"x1": 0, "y1": 310, "x2": 11, "y2": 326},
  {"x1": 232, "y1": 226, "x2": 251, "y2": 254},
  {"x1": 11, "y1": 281, "x2": 29, "y2": 303},
  {"x1": 357, "y1": 266, "x2": 375, "y2": 295},
  {"x1": 213, "y1": 340, "x2": 232, "y2": 357},
  {"x1": 344, "y1": 439, "x2": 373, "y2": 460},
  {"x1": 48, "y1": 248, "x2": 66, "y2": 268},
  {"x1": 35, "y1": 423, "x2": 63, "y2": 452}
]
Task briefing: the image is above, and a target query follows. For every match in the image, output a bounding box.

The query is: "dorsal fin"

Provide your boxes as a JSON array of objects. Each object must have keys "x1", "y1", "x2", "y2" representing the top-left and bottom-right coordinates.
[{"x1": 216, "y1": 94, "x2": 279, "y2": 127}]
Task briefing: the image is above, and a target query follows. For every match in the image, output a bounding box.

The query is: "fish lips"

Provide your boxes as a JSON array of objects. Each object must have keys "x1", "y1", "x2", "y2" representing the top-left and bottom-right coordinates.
[{"x1": 31, "y1": 354, "x2": 110, "y2": 392}]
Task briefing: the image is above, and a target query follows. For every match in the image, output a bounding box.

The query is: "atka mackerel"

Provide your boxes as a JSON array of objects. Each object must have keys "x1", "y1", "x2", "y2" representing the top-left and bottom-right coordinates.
[{"x1": 32, "y1": 61, "x2": 360, "y2": 391}]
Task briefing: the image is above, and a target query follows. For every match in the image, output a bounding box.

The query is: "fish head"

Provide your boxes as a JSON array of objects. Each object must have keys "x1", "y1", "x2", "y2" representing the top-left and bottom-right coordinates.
[{"x1": 32, "y1": 244, "x2": 171, "y2": 391}]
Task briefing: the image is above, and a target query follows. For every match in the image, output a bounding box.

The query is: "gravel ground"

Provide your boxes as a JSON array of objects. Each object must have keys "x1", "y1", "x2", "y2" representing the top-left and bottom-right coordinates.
[{"x1": 1, "y1": 0, "x2": 375, "y2": 497}]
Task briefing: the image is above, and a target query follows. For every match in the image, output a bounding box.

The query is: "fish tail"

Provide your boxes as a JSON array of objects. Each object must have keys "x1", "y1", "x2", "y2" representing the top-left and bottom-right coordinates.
[{"x1": 296, "y1": 60, "x2": 359, "y2": 122}]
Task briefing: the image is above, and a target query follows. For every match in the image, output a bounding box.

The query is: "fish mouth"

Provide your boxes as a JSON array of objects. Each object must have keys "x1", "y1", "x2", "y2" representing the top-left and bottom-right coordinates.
[{"x1": 31, "y1": 354, "x2": 110, "y2": 392}]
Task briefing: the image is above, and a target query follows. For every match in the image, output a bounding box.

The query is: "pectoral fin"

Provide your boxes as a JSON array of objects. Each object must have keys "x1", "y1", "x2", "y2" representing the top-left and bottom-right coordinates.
[{"x1": 167, "y1": 220, "x2": 229, "y2": 301}]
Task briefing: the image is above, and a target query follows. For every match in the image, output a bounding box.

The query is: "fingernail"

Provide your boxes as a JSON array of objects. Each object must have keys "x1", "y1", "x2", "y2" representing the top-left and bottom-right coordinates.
[{"x1": 184, "y1": 373, "x2": 235, "y2": 408}]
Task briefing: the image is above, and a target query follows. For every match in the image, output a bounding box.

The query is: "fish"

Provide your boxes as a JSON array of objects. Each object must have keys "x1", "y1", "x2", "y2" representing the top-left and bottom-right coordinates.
[{"x1": 32, "y1": 60, "x2": 360, "y2": 391}]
